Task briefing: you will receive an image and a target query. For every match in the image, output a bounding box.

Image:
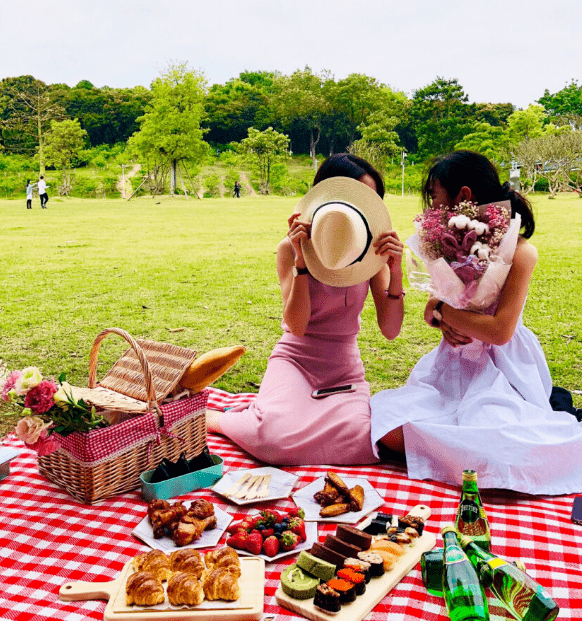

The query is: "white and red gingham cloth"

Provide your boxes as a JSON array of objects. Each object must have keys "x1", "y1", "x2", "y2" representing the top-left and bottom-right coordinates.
[{"x1": 0, "y1": 387, "x2": 581, "y2": 621}]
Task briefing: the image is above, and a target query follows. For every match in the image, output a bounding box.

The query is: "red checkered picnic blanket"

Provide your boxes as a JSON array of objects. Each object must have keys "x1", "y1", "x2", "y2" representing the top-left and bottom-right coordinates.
[{"x1": 0, "y1": 387, "x2": 580, "y2": 621}]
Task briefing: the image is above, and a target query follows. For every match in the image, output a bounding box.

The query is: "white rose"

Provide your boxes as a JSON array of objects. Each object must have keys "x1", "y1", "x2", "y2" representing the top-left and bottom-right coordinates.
[
  {"x1": 53, "y1": 381, "x2": 75, "y2": 405},
  {"x1": 15, "y1": 415, "x2": 52, "y2": 444},
  {"x1": 13, "y1": 367, "x2": 43, "y2": 395}
]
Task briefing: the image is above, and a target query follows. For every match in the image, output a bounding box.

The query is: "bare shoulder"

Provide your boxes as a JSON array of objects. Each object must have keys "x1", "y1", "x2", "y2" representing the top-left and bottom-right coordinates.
[{"x1": 514, "y1": 237, "x2": 538, "y2": 268}]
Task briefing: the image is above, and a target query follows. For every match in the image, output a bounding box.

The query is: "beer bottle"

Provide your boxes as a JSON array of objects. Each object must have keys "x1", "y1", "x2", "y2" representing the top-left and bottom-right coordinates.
[
  {"x1": 455, "y1": 470, "x2": 491, "y2": 552},
  {"x1": 442, "y1": 525, "x2": 489, "y2": 621},
  {"x1": 458, "y1": 534, "x2": 559, "y2": 621}
]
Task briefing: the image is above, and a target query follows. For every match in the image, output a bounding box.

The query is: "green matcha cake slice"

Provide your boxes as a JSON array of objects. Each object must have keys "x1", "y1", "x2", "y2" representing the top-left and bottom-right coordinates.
[
  {"x1": 297, "y1": 550, "x2": 336, "y2": 581},
  {"x1": 280, "y1": 564, "x2": 320, "y2": 599}
]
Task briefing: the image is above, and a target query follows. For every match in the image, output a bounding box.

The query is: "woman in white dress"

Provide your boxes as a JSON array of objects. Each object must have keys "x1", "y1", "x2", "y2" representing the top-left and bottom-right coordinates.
[{"x1": 370, "y1": 150, "x2": 582, "y2": 495}]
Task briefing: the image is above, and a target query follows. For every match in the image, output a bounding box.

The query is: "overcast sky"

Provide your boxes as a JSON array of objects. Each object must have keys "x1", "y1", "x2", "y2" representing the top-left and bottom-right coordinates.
[{"x1": 1, "y1": 0, "x2": 580, "y2": 109}]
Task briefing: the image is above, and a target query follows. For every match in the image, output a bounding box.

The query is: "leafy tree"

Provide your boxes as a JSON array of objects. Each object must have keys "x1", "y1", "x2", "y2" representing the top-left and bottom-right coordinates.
[
  {"x1": 505, "y1": 104, "x2": 548, "y2": 146},
  {"x1": 274, "y1": 67, "x2": 330, "y2": 167},
  {"x1": 411, "y1": 77, "x2": 474, "y2": 160},
  {"x1": 350, "y1": 110, "x2": 401, "y2": 174},
  {"x1": 44, "y1": 119, "x2": 88, "y2": 195},
  {"x1": 128, "y1": 63, "x2": 207, "y2": 194},
  {"x1": 239, "y1": 126, "x2": 290, "y2": 194},
  {"x1": 0, "y1": 75, "x2": 66, "y2": 172},
  {"x1": 454, "y1": 122, "x2": 506, "y2": 163},
  {"x1": 538, "y1": 80, "x2": 582, "y2": 128}
]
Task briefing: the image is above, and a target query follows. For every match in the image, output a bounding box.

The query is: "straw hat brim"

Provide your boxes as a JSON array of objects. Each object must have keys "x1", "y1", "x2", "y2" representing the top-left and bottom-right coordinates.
[{"x1": 295, "y1": 177, "x2": 392, "y2": 287}]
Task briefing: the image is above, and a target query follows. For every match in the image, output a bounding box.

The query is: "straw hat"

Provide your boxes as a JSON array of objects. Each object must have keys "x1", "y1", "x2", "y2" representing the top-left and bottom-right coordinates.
[{"x1": 295, "y1": 176, "x2": 392, "y2": 287}]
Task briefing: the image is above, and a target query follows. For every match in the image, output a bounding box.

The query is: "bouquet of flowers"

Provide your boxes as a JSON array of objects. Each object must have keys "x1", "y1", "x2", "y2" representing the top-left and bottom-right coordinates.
[
  {"x1": 1, "y1": 367, "x2": 107, "y2": 455},
  {"x1": 406, "y1": 199, "x2": 520, "y2": 312}
]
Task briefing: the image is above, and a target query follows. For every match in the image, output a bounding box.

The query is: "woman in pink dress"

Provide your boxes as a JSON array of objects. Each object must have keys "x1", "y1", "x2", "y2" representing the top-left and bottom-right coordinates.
[{"x1": 207, "y1": 154, "x2": 405, "y2": 465}]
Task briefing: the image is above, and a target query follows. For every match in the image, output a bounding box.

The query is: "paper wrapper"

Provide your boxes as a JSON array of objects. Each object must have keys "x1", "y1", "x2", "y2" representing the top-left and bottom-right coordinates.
[{"x1": 406, "y1": 214, "x2": 521, "y2": 312}]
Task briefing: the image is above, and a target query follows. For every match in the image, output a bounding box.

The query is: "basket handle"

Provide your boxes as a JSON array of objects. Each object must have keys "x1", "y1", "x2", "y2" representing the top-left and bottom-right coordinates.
[{"x1": 88, "y1": 327, "x2": 157, "y2": 407}]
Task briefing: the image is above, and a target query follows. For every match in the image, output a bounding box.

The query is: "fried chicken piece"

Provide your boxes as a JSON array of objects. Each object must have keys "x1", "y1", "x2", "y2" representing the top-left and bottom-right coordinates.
[{"x1": 187, "y1": 499, "x2": 215, "y2": 519}]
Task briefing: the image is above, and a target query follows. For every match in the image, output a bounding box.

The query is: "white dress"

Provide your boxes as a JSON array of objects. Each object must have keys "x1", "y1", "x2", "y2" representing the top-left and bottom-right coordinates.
[{"x1": 370, "y1": 316, "x2": 582, "y2": 496}]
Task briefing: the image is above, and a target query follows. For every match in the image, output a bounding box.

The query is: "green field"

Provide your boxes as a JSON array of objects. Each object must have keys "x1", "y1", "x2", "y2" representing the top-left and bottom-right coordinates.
[{"x1": 1, "y1": 192, "x2": 580, "y2": 429}]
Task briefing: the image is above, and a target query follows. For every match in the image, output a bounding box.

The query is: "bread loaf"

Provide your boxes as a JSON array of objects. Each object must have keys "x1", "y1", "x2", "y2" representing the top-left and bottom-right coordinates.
[{"x1": 179, "y1": 346, "x2": 246, "y2": 393}]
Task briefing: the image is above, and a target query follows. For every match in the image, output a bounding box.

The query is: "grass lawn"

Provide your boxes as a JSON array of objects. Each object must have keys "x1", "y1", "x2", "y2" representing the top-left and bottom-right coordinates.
[{"x1": 1, "y1": 191, "x2": 580, "y2": 435}]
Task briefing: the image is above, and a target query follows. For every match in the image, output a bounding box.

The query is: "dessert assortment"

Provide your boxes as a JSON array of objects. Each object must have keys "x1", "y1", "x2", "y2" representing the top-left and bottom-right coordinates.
[
  {"x1": 313, "y1": 471, "x2": 365, "y2": 518},
  {"x1": 147, "y1": 498, "x2": 218, "y2": 546},
  {"x1": 125, "y1": 546, "x2": 242, "y2": 607},
  {"x1": 276, "y1": 505, "x2": 435, "y2": 619}
]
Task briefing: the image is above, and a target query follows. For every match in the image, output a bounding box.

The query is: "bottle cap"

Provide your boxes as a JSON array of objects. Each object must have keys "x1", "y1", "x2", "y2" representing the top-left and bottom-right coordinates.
[
  {"x1": 462, "y1": 470, "x2": 478, "y2": 482},
  {"x1": 457, "y1": 533, "x2": 473, "y2": 548},
  {"x1": 441, "y1": 524, "x2": 457, "y2": 535},
  {"x1": 513, "y1": 560, "x2": 527, "y2": 572}
]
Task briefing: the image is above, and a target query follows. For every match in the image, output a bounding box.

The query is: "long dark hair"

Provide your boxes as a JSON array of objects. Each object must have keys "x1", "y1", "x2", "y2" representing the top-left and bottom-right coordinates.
[
  {"x1": 421, "y1": 150, "x2": 535, "y2": 238},
  {"x1": 313, "y1": 153, "x2": 385, "y2": 199}
]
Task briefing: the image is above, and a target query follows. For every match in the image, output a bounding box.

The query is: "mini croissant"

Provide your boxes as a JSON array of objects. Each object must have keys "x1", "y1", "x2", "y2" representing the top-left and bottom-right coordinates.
[
  {"x1": 125, "y1": 571, "x2": 165, "y2": 606},
  {"x1": 167, "y1": 571, "x2": 204, "y2": 606},
  {"x1": 132, "y1": 550, "x2": 172, "y2": 582},
  {"x1": 203, "y1": 567, "x2": 241, "y2": 601},
  {"x1": 204, "y1": 546, "x2": 241, "y2": 577},
  {"x1": 169, "y1": 549, "x2": 205, "y2": 579},
  {"x1": 179, "y1": 346, "x2": 246, "y2": 393}
]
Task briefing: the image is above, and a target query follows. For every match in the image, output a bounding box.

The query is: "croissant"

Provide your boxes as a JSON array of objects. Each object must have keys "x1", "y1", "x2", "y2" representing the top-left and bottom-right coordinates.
[
  {"x1": 348, "y1": 484, "x2": 365, "y2": 511},
  {"x1": 132, "y1": 550, "x2": 172, "y2": 582},
  {"x1": 167, "y1": 571, "x2": 204, "y2": 606},
  {"x1": 125, "y1": 571, "x2": 165, "y2": 606},
  {"x1": 205, "y1": 546, "x2": 241, "y2": 577},
  {"x1": 169, "y1": 549, "x2": 205, "y2": 579},
  {"x1": 203, "y1": 567, "x2": 241, "y2": 601}
]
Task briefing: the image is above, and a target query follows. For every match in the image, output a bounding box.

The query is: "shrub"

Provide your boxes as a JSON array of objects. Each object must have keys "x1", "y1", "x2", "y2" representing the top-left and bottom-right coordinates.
[{"x1": 203, "y1": 173, "x2": 222, "y2": 198}]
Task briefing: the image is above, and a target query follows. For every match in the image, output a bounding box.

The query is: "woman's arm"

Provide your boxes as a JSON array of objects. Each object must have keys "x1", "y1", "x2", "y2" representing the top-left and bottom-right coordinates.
[
  {"x1": 425, "y1": 239, "x2": 538, "y2": 346},
  {"x1": 277, "y1": 213, "x2": 312, "y2": 337},
  {"x1": 370, "y1": 231, "x2": 405, "y2": 340}
]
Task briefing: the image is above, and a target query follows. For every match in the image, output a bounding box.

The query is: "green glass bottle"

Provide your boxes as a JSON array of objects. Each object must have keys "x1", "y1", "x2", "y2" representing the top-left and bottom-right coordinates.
[
  {"x1": 442, "y1": 525, "x2": 490, "y2": 621},
  {"x1": 458, "y1": 534, "x2": 559, "y2": 621},
  {"x1": 455, "y1": 470, "x2": 491, "y2": 552}
]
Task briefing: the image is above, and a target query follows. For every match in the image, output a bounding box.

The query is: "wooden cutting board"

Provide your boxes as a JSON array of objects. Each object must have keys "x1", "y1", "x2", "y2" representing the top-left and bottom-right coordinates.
[
  {"x1": 59, "y1": 556, "x2": 265, "y2": 621},
  {"x1": 275, "y1": 504, "x2": 436, "y2": 621}
]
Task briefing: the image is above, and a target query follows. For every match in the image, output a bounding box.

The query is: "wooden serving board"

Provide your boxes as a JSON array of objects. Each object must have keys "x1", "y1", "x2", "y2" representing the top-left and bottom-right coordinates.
[
  {"x1": 59, "y1": 556, "x2": 265, "y2": 621},
  {"x1": 275, "y1": 505, "x2": 436, "y2": 621}
]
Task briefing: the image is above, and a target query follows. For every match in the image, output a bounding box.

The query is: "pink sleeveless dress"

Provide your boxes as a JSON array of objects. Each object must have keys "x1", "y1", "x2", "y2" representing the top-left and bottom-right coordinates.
[{"x1": 219, "y1": 266, "x2": 380, "y2": 465}]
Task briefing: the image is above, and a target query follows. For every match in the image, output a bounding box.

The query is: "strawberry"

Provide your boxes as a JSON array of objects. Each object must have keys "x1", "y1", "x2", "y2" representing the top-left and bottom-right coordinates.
[
  {"x1": 245, "y1": 531, "x2": 264, "y2": 555},
  {"x1": 287, "y1": 507, "x2": 305, "y2": 519},
  {"x1": 280, "y1": 530, "x2": 301, "y2": 551},
  {"x1": 288, "y1": 517, "x2": 307, "y2": 542},
  {"x1": 226, "y1": 530, "x2": 249, "y2": 549},
  {"x1": 247, "y1": 515, "x2": 264, "y2": 529},
  {"x1": 262, "y1": 535, "x2": 280, "y2": 557},
  {"x1": 261, "y1": 527, "x2": 275, "y2": 539},
  {"x1": 226, "y1": 520, "x2": 249, "y2": 534},
  {"x1": 260, "y1": 509, "x2": 283, "y2": 526}
]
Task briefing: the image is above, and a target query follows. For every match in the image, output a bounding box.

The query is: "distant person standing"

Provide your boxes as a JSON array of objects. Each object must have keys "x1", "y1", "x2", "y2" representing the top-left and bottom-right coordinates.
[
  {"x1": 26, "y1": 180, "x2": 36, "y2": 209},
  {"x1": 38, "y1": 176, "x2": 49, "y2": 208},
  {"x1": 233, "y1": 180, "x2": 241, "y2": 198}
]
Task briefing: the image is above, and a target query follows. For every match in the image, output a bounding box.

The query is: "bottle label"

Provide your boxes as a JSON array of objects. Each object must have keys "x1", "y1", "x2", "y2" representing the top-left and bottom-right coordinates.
[
  {"x1": 487, "y1": 558, "x2": 506, "y2": 570},
  {"x1": 459, "y1": 499, "x2": 480, "y2": 523},
  {"x1": 444, "y1": 545, "x2": 465, "y2": 564}
]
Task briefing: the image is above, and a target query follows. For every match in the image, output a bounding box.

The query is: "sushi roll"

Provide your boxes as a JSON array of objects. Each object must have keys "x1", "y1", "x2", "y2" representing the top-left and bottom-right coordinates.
[
  {"x1": 343, "y1": 557, "x2": 371, "y2": 583},
  {"x1": 336, "y1": 568, "x2": 366, "y2": 596},
  {"x1": 357, "y1": 551, "x2": 385, "y2": 577},
  {"x1": 326, "y1": 578, "x2": 356, "y2": 603},
  {"x1": 313, "y1": 583, "x2": 341, "y2": 614}
]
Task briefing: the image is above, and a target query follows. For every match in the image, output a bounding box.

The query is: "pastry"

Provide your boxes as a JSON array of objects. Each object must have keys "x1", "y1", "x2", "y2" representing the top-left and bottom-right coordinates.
[
  {"x1": 167, "y1": 571, "x2": 204, "y2": 606},
  {"x1": 132, "y1": 550, "x2": 172, "y2": 582},
  {"x1": 357, "y1": 551, "x2": 385, "y2": 577},
  {"x1": 310, "y1": 543, "x2": 347, "y2": 569},
  {"x1": 169, "y1": 549, "x2": 205, "y2": 579},
  {"x1": 125, "y1": 571, "x2": 165, "y2": 606},
  {"x1": 203, "y1": 567, "x2": 241, "y2": 601},
  {"x1": 205, "y1": 546, "x2": 241, "y2": 577},
  {"x1": 335, "y1": 525, "x2": 372, "y2": 550},
  {"x1": 280, "y1": 564, "x2": 320, "y2": 600},
  {"x1": 337, "y1": 568, "x2": 366, "y2": 595},
  {"x1": 324, "y1": 534, "x2": 362, "y2": 558},
  {"x1": 296, "y1": 550, "x2": 335, "y2": 581},
  {"x1": 313, "y1": 583, "x2": 341, "y2": 614}
]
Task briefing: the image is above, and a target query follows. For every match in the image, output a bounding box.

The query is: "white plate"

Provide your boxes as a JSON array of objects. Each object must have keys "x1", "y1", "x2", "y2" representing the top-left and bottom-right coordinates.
[
  {"x1": 237, "y1": 520, "x2": 318, "y2": 563},
  {"x1": 292, "y1": 477, "x2": 384, "y2": 523},
  {"x1": 212, "y1": 466, "x2": 299, "y2": 505},
  {"x1": 132, "y1": 502, "x2": 233, "y2": 552}
]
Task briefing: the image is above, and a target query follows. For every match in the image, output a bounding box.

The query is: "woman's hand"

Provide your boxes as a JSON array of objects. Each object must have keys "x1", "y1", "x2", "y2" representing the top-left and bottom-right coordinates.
[
  {"x1": 287, "y1": 212, "x2": 311, "y2": 266},
  {"x1": 374, "y1": 231, "x2": 404, "y2": 273},
  {"x1": 424, "y1": 298, "x2": 472, "y2": 347}
]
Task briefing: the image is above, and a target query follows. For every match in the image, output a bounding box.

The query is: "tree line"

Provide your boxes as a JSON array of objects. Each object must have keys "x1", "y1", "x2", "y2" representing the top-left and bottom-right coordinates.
[{"x1": 1, "y1": 66, "x2": 581, "y2": 196}]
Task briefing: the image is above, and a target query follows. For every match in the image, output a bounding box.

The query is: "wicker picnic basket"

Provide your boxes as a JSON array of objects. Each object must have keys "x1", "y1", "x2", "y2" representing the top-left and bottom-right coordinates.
[{"x1": 37, "y1": 328, "x2": 208, "y2": 504}]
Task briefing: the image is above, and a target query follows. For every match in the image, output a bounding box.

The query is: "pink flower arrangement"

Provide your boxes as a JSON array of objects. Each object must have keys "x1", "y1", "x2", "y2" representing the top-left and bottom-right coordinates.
[{"x1": 1, "y1": 366, "x2": 107, "y2": 454}]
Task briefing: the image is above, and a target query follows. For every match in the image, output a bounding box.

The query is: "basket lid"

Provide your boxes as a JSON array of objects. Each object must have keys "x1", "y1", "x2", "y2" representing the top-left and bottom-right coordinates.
[{"x1": 97, "y1": 339, "x2": 197, "y2": 403}]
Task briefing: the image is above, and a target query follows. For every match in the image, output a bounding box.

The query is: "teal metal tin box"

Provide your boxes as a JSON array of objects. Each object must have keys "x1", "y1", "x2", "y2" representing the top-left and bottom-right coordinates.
[{"x1": 140, "y1": 454, "x2": 223, "y2": 501}]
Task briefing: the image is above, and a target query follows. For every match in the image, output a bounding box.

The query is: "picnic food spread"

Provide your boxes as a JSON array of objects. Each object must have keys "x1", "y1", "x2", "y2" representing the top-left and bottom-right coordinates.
[{"x1": 313, "y1": 471, "x2": 366, "y2": 517}]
